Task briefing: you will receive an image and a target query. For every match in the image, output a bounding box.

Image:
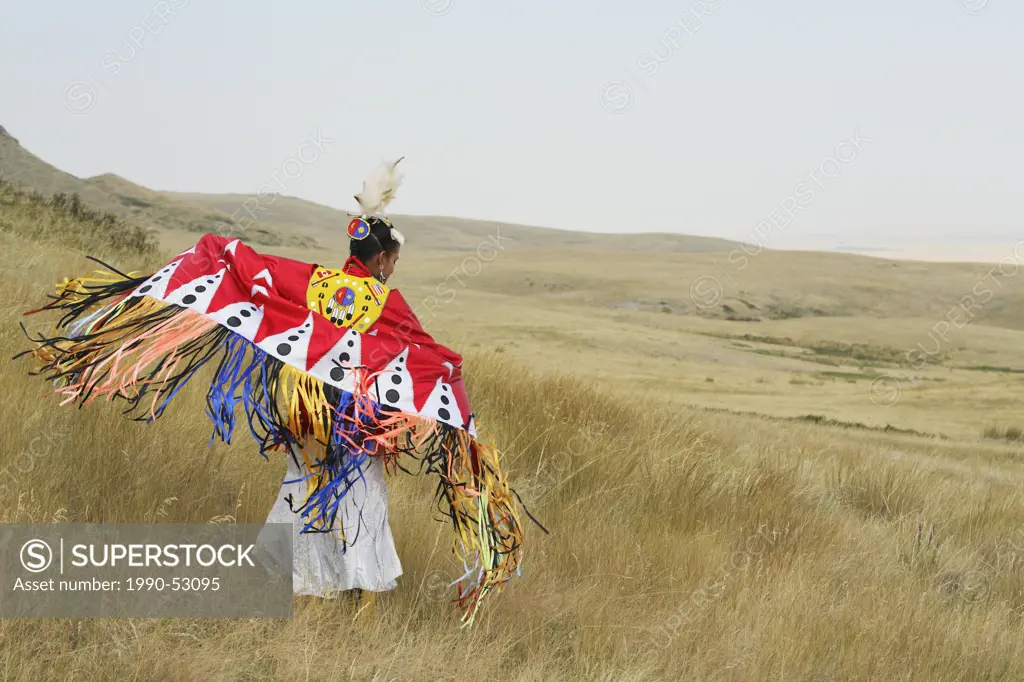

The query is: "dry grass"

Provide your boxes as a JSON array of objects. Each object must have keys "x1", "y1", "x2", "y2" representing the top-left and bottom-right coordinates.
[{"x1": 4, "y1": 208, "x2": 1024, "y2": 679}]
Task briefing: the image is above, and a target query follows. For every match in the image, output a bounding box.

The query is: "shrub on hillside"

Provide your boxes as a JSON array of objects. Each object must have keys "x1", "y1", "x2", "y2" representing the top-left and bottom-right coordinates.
[
  {"x1": 0, "y1": 177, "x2": 157, "y2": 257},
  {"x1": 983, "y1": 425, "x2": 1024, "y2": 443}
]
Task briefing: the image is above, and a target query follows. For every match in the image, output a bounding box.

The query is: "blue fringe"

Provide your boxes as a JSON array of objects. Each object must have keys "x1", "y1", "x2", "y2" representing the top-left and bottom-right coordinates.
[
  {"x1": 294, "y1": 391, "x2": 374, "y2": 534},
  {"x1": 195, "y1": 330, "x2": 383, "y2": 538},
  {"x1": 205, "y1": 333, "x2": 252, "y2": 446}
]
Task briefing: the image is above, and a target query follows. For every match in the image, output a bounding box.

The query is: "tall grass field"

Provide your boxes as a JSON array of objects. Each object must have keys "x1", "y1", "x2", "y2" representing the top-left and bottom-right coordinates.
[{"x1": 2, "y1": 186, "x2": 1024, "y2": 680}]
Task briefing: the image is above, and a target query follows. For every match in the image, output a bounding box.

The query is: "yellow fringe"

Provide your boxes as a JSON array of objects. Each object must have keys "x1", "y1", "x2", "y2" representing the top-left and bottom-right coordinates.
[{"x1": 54, "y1": 270, "x2": 147, "y2": 299}]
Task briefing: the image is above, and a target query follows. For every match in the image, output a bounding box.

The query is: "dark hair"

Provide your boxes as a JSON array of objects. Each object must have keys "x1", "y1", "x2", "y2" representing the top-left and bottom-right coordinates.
[{"x1": 349, "y1": 217, "x2": 401, "y2": 263}]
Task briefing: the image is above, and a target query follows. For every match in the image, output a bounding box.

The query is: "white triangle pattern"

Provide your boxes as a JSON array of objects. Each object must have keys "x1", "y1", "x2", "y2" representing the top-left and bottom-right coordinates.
[
  {"x1": 255, "y1": 312, "x2": 315, "y2": 369},
  {"x1": 130, "y1": 259, "x2": 183, "y2": 300},
  {"x1": 307, "y1": 329, "x2": 363, "y2": 394},
  {"x1": 207, "y1": 301, "x2": 264, "y2": 341},
  {"x1": 419, "y1": 377, "x2": 464, "y2": 428},
  {"x1": 140, "y1": 250, "x2": 473, "y2": 432},
  {"x1": 374, "y1": 347, "x2": 417, "y2": 413},
  {"x1": 163, "y1": 269, "x2": 227, "y2": 314}
]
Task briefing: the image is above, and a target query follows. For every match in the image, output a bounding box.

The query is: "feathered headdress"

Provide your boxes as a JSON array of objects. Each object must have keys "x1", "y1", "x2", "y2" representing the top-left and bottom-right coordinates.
[{"x1": 349, "y1": 157, "x2": 406, "y2": 245}]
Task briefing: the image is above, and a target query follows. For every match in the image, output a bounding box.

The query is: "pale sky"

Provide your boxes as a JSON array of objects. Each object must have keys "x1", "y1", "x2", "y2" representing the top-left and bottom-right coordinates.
[{"x1": 2, "y1": 0, "x2": 1021, "y2": 260}]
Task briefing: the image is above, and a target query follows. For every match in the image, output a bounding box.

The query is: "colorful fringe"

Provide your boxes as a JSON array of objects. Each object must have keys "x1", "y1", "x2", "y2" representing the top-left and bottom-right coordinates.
[{"x1": 18, "y1": 266, "x2": 539, "y2": 626}]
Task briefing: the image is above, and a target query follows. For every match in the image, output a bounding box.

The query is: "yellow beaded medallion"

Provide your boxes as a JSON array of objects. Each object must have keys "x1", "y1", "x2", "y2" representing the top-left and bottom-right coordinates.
[{"x1": 306, "y1": 267, "x2": 390, "y2": 332}]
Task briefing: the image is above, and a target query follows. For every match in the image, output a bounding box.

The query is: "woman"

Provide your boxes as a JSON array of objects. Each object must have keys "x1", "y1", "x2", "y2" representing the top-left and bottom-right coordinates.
[
  {"x1": 267, "y1": 211, "x2": 461, "y2": 616},
  {"x1": 20, "y1": 159, "x2": 530, "y2": 626}
]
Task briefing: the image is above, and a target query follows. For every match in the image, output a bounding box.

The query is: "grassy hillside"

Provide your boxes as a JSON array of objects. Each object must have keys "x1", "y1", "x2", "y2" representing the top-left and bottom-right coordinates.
[
  {"x1": 0, "y1": 178, "x2": 158, "y2": 257},
  {"x1": 4, "y1": 237, "x2": 1024, "y2": 679},
  {"x1": 410, "y1": 246, "x2": 1024, "y2": 440},
  {"x1": 0, "y1": 127, "x2": 303, "y2": 248},
  {"x1": 84, "y1": 173, "x2": 314, "y2": 248},
  {"x1": 0, "y1": 126, "x2": 122, "y2": 213},
  {"x1": 438, "y1": 246, "x2": 1024, "y2": 329}
]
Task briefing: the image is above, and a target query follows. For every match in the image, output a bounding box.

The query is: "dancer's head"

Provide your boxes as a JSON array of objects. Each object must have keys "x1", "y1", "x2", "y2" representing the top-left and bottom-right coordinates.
[
  {"x1": 348, "y1": 157, "x2": 407, "y2": 283},
  {"x1": 348, "y1": 215, "x2": 402, "y2": 283}
]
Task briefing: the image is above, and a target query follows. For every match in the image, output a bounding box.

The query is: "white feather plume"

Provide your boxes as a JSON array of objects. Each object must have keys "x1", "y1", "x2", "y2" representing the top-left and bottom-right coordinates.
[{"x1": 354, "y1": 157, "x2": 404, "y2": 216}]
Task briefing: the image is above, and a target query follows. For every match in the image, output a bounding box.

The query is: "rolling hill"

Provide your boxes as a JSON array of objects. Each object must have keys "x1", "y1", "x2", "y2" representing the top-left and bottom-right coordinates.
[
  {"x1": 169, "y1": 190, "x2": 749, "y2": 254},
  {"x1": 1, "y1": 124, "x2": 745, "y2": 256},
  {"x1": 0, "y1": 125, "x2": 304, "y2": 248},
  {"x1": 0, "y1": 125, "x2": 121, "y2": 212}
]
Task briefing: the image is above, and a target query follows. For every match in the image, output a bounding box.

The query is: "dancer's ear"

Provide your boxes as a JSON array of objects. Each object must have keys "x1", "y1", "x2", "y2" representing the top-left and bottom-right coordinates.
[{"x1": 366, "y1": 251, "x2": 384, "y2": 275}]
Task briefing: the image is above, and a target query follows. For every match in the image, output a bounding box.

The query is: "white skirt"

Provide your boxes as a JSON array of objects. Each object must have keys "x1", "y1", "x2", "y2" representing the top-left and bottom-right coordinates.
[{"x1": 263, "y1": 446, "x2": 403, "y2": 595}]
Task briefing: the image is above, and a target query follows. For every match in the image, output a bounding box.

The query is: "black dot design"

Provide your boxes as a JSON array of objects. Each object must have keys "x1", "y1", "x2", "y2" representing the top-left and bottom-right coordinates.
[
  {"x1": 365, "y1": 295, "x2": 372, "y2": 301},
  {"x1": 182, "y1": 294, "x2": 197, "y2": 305},
  {"x1": 440, "y1": 395, "x2": 450, "y2": 405},
  {"x1": 391, "y1": 375, "x2": 402, "y2": 385},
  {"x1": 206, "y1": 279, "x2": 215, "y2": 284},
  {"x1": 330, "y1": 367, "x2": 344, "y2": 381},
  {"x1": 195, "y1": 285, "x2": 207, "y2": 293},
  {"x1": 347, "y1": 340, "x2": 355, "y2": 348},
  {"x1": 442, "y1": 385, "x2": 449, "y2": 392},
  {"x1": 152, "y1": 276, "x2": 161, "y2": 282},
  {"x1": 227, "y1": 316, "x2": 241, "y2": 328},
  {"x1": 277, "y1": 343, "x2": 291, "y2": 355},
  {"x1": 385, "y1": 389, "x2": 400, "y2": 403},
  {"x1": 288, "y1": 335, "x2": 299, "y2": 342},
  {"x1": 438, "y1": 408, "x2": 451, "y2": 421},
  {"x1": 298, "y1": 329, "x2": 306, "y2": 334},
  {"x1": 139, "y1": 285, "x2": 152, "y2": 294},
  {"x1": 240, "y1": 309, "x2": 251, "y2": 318},
  {"x1": 339, "y1": 352, "x2": 350, "y2": 363}
]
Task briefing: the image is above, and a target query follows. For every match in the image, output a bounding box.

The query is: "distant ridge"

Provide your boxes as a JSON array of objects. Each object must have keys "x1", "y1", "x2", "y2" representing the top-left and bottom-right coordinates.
[
  {"x1": 166, "y1": 194, "x2": 747, "y2": 255},
  {"x1": 1, "y1": 124, "x2": 745, "y2": 254},
  {"x1": 0, "y1": 126, "x2": 307, "y2": 248}
]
